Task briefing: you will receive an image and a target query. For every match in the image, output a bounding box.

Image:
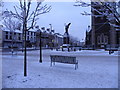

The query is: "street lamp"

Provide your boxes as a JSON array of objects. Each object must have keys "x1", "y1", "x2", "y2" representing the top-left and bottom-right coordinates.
[
  {"x1": 39, "y1": 30, "x2": 42, "y2": 63},
  {"x1": 36, "y1": 26, "x2": 42, "y2": 63}
]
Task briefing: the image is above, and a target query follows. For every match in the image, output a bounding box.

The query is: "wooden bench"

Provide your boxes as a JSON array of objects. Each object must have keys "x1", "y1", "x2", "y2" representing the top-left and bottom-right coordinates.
[{"x1": 50, "y1": 55, "x2": 78, "y2": 70}]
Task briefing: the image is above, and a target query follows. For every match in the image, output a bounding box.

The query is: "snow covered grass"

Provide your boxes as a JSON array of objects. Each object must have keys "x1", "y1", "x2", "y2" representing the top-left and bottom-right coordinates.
[{"x1": 2, "y1": 50, "x2": 118, "y2": 88}]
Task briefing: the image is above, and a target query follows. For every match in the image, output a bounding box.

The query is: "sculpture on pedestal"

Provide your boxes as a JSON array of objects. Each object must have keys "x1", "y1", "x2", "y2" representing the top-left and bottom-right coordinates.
[{"x1": 63, "y1": 23, "x2": 71, "y2": 45}]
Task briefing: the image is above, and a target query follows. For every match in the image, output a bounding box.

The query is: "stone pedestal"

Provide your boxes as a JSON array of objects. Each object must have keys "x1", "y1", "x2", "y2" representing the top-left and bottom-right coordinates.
[
  {"x1": 62, "y1": 23, "x2": 71, "y2": 51},
  {"x1": 63, "y1": 32, "x2": 69, "y2": 45},
  {"x1": 62, "y1": 32, "x2": 70, "y2": 51}
]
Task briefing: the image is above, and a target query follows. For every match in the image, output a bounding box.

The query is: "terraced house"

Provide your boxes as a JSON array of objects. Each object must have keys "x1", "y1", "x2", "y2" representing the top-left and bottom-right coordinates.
[{"x1": 1, "y1": 24, "x2": 63, "y2": 49}]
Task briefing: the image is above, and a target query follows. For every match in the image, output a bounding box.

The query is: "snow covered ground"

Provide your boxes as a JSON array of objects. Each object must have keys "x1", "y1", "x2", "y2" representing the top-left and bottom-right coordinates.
[
  {"x1": 0, "y1": 48, "x2": 2, "y2": 89},
  {"x1": 2, "y1": 50, "x2": 118, "y2": 88}
]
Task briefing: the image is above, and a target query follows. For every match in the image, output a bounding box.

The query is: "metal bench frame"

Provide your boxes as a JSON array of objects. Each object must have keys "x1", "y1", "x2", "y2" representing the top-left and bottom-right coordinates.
[{"x1": 50, "y1": 55, "x2": 78, "y2": 70}]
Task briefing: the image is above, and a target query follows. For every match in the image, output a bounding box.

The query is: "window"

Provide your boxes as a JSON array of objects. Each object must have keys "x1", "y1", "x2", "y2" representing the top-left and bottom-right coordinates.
[
  {"x1": 27, "y1": 36, "x2": 29, "y2": 41},
  {"x1": 5, "y1": 32, "x2": 8, "y2": 39},
  {"x1": 101, "y1": 34, "x2": 104, "y2": 43},
  {"x1": 14, "y1": 33, "x2": 16, "y2": 40},
  {"x1": 5, "y1": 35, "x2": 8, "y2": 39},
  {"x1": 10, "y1": 32, "x2": 12, "y2": 40},
  {"x1": 34, "y1": 32, "x2": 36, "y2": 36},
  {"x1": 100, "y1": 33, "x2": 105, "y2": 44},
  {"x1": 27, "y1": 31, "x2": 29, "y2": 35},
  {"x1": 97, "y1": 36, "x2": 100, "y2": 44},
  {"x1": 18, "y1": 33, "x2": 21, "y2": 40},
  {"x1": 104, "y1": 36, "x2": 108, "y2": 44}
]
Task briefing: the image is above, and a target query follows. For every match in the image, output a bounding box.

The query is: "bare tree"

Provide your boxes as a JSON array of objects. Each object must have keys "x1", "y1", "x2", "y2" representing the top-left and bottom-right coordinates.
[
  {"x1": 74, "y1": 0, "x2": 120, "y2": 28},
  {"x1": 69, "y1": 35, "x2": 79, "y2": 45},
  {"x1": 0, "y1": 0, "x2": 3, "y2": 21},
  {"x1": 3, "y1": 0, "x2": 51, "y2": 76},
  {"x1": 3, "y1": 17, "x2": 20, "y2": 54}
]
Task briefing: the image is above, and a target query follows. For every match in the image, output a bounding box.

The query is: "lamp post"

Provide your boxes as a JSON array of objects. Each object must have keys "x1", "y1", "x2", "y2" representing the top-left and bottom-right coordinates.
[
  {"x1": 119, "y1": 38, "x2": 120, "y2": 48},
  {"x1": 49, "y1": 24, "x2": 54, "y2": 50},
  {"x1": 39, "y1": 29, "x2": 42, "y2": 63},
  {"x1": 49, "y1": 24, "x2": 52, "y2": 31},
  {"x1": 87, "y1": 25, "x2": 90, "y2": 48},
  {"x1": 118, "y1": 38, "x2": 120, "y2": 55},
  {"x1": 36, "y1": 26, "x2": 42, "y2": 63},
  {"x1": 88, "y1": 25, "x2": 90, "y2": 31}
]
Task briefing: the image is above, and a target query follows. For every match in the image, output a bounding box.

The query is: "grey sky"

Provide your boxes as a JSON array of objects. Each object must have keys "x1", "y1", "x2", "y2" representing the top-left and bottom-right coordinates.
[{"x1": 3, "y1": 1, "x2": 91, "y2": 41}]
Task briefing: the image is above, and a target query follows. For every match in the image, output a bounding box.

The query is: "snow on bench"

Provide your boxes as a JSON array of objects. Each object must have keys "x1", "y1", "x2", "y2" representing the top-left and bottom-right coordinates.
[{"x1": 50, "y1": 55, "x2": 78, "y2": 70}]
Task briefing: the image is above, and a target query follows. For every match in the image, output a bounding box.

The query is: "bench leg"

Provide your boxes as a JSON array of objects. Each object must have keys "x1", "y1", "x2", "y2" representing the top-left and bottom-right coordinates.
[
  {"x1": 75, "y1": 64, "x2": 77, "y2": 70},
  {"x1": 51, "y1": 61, "x2": 52, "y2": 67},
  {"x1": 54, "y1": 62, "x2": 55, "y2": 65},
  {"x1": 77, "y1": 63, "x2": 78, "y2": 69},
  {"x1": 76, "y1": 60, "x2": 78, "y2": 69},
  {"x1": 75, "y1": 63, "x2": 78, "y2": 70}
]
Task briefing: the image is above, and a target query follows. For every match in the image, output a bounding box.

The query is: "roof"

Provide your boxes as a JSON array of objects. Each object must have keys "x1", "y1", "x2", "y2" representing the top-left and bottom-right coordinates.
[
  {"x1": 29, "y1": 28, "x2": 38, "y2": 32},
  {"x1": 2, "y1": 27, "x2": 22, "y2": 33}
]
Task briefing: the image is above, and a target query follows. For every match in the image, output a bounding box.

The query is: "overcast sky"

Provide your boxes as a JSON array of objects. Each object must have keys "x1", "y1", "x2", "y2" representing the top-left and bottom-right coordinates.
[{"x1": 3, "y1": 1, "x2": 91, "y2": 41}]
